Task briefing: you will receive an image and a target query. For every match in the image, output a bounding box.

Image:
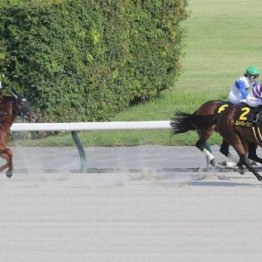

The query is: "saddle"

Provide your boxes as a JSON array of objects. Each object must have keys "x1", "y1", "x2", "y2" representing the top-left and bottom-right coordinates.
[{"x1": 235, "y1": 103, "x2": 262, "y2": 127}]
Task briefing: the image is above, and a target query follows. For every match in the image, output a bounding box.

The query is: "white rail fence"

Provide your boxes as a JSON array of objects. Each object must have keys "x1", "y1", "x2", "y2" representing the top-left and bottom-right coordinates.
[
  {"x1": 11, "y1": 121, "x2": 170, "y2": 132},
  {"x1": 11, "y1": 121, "x2": 171, "y2": 172}
]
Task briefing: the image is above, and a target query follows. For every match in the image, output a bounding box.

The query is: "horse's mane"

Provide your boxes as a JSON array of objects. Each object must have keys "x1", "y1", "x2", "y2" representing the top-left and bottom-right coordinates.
[{"x1": 0, "y1": 95, "x2": 14, "y2": 102}]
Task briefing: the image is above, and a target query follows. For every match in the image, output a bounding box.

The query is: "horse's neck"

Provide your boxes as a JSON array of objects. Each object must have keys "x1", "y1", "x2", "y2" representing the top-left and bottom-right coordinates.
[
  {"x1": 1, "y1": 96, "x2": 13, "y2": 102},
  {"x1": 0, "y1": 99, "x2": 15, "y2": 128}
]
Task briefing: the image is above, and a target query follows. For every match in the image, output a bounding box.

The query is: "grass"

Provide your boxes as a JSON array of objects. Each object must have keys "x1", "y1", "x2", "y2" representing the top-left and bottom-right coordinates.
[{"x1": 10, "y1": 0, "x2": 262, "y2": 146}]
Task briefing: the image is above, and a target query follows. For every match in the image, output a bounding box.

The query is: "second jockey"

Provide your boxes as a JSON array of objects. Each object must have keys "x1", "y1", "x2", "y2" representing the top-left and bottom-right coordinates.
[{"x1": 246, "y1": 82, "x2": 262, "y2": 125}]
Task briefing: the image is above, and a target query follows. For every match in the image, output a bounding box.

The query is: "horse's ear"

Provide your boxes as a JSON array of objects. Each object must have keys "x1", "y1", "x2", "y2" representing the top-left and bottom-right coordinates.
[{"x1": 11, "y1": 89, "x2": 18, "y2": 99}]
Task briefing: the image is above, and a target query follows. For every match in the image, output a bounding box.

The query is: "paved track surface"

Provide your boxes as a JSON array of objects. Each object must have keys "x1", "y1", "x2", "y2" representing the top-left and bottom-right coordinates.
[{"x1": 1, "y1": 146, "x2": 262, "y2": 262}]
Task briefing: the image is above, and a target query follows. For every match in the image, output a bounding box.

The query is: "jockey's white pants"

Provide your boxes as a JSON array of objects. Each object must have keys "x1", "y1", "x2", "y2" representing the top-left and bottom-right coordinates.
[
  {"x1": 228, "y1": 91, "x2": 246, "y2": 104},
  {"x1": 246, "y1": 94, "x2": 262, "y2": 107}
]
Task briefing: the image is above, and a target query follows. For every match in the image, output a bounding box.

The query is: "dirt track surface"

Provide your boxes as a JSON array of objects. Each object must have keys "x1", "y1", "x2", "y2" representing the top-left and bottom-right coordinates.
[
  {"x1": 12, "y1": 145, "x2": 238, "y2": 173},
  {"x1": 1, "y1": 146, "x2": 262, "y2": 262}
]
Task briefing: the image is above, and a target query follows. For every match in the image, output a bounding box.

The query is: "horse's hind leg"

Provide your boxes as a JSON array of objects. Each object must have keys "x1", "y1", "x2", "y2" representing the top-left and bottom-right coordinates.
[
  {"x1": 220, "y1": 139, "x2": 238, "y2": 163},
  {"x1": 195, "y1": 128, "x2": 215, "y2": 167},
  {"x1": 196, "y1": 140, "x2": 215, "y2": 167}
]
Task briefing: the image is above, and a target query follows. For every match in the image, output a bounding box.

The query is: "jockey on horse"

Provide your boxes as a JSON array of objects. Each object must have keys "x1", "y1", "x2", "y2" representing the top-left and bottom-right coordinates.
[
  {"x1": 170, "y1": 66, "x2": 262, "y2": 168},
  {"x1": 227, "y1": 66, "x2": 260, "y2": 105},
  {"x1": 227, "y1": 66, "x2": 262, "y2": 125}
]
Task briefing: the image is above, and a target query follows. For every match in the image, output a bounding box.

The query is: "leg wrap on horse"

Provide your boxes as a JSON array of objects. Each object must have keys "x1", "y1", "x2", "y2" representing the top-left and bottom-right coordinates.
[
  {"x1": 203, "y1": 148, "x2": 215, "y2": 162},
  {"x1": 196, "y1": 141, "x2": 214, "y2": 161},
  {"x1": 195, "y1": 141, "x2": 212, "y2": 152},
  {"x1": 195, "y1": 140, "x2": 215, "y2": 166}
]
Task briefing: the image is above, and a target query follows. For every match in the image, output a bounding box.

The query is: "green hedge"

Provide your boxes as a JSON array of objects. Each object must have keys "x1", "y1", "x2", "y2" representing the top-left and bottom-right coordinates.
[{"x1": 0, "y1": 0, "x2": 189, "y2": 122}]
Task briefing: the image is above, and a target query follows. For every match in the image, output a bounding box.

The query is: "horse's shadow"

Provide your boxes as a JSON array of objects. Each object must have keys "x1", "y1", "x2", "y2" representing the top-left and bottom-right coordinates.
[
  {"x1": 188, "y1": 180, "x2": 258, "y2": 188},
  {"x1": 188, "y1": 173, "x2": 261, "y2": 188}
]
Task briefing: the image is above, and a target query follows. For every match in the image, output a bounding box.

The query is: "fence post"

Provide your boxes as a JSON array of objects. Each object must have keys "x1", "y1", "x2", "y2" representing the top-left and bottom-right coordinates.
[{"x1": 71, "y1": 131, "x2": 87, "y2": 172}]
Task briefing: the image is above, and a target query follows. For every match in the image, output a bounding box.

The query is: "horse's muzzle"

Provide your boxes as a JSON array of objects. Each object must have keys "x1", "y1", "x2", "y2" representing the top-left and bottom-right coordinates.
[
  {"x1": 26, "y1": 112, "x2": 38, "y2": 123},
  {"x1": 30, "y1": 114, "x2": 38, "y2": 123}
]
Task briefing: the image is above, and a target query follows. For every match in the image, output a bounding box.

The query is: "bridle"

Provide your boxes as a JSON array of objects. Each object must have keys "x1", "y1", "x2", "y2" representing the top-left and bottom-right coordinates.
[{"x1": 12, "y1": 97, "x2": 33, "y2": 121}]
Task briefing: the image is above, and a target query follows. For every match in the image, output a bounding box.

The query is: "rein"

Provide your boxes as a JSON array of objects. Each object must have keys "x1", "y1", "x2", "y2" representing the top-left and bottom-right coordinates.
[{"x1": 252, "y1": 127, "x2": 262, "y2": 147}]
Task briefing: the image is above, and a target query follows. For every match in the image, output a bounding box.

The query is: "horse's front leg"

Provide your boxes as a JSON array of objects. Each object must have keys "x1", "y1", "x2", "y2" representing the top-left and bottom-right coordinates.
[
  {"x1": 239, "y1": 154, "x2": 262, "y2": 181},
  {"x1": 0, "y1": 148, "x2": 13, "y2": 178},
  {"x1": 5, "y1": 148, "x2": 13, "y2": 178},
  {"x1": 236, "y1": 140, "x2": 262, "y2": 181},
  {"x1": 237, "y1": 156, "x2": 246, "y2": 175},
  {"x1": 0, "y1": 153, "x2": 9, "y2": 174},
  {"x1": 247, "y1": 143, "x2": 262, "y2": 164},
  {"x1": 237, "y1": 141, "x2": 250, "y2": 174},
  {"x1": 228, "y1": 139, "x2": 262, "y2": 181},
  {"x1": 220, "y1": 139, "x2": 238, "y2": 162}
]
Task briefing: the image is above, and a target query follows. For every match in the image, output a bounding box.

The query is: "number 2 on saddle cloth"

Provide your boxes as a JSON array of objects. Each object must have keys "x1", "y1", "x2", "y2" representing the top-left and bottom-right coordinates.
[{"x1": 234, "y1": 104, "x2": 262, "y2": 127}]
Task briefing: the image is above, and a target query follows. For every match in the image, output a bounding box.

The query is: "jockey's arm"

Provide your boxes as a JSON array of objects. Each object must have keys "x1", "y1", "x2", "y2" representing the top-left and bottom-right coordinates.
[{"x1": 235, "y1": 80, "x2": 248, "y2": 99}]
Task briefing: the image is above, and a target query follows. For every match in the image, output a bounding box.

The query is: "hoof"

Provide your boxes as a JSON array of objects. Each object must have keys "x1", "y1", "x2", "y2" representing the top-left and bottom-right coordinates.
[
  {"x1": 210, "y1": 159, "x2": 216, "y2": 167},
  {"x1": 6, "y1": 170, "x2": 13, "y2": 178},
  {"x1": 257, "y1": 175, "x2": 262, "y2": 181},
  {"x1": 239, "y1": 168, "x2": 245, "y2": 175},
  {"x1": 245, "y1": 158, "x2": 252, "y2": 165}
]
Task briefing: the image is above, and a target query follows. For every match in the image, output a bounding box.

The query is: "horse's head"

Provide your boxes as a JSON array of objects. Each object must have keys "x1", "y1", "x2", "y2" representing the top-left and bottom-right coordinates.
[{"x1": 12, "y1": 92, "x2": 38, "y2": 122}]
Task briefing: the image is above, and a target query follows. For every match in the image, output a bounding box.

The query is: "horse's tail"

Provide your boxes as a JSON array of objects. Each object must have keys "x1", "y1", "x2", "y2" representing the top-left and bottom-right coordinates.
[
  {"x1": 170, "y1": 111, "x2": 219, "y2": 134},
  {"x1": 170, "y1": 111, "x2": 196, "y2": 134}
]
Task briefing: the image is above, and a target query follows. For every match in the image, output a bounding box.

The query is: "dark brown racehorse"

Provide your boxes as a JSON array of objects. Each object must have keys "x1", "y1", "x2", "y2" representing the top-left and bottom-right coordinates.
[
  {"x1": 171, "y1": 102, "x2": 262, "y2": 181},
  {"x1": 0, "y1": 92, "x2": 37, "y2": 178},
  {"x1": 170, "y1": 100, "x2": 259, "y2": 167}
]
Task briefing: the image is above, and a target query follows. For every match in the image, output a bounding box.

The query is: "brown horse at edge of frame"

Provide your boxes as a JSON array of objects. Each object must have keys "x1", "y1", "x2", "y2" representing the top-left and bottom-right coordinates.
[{"x1": 0, "y1": 92, "x2": 38, "y2": 178}]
